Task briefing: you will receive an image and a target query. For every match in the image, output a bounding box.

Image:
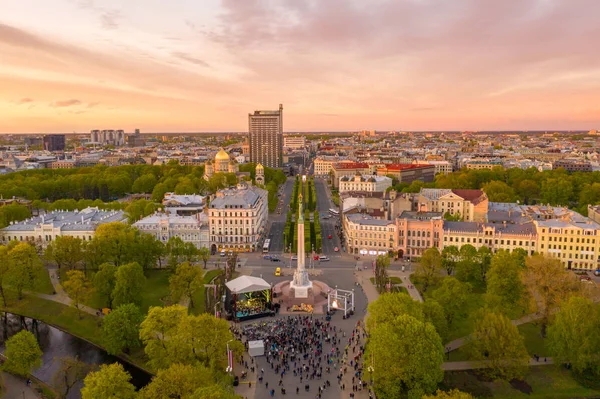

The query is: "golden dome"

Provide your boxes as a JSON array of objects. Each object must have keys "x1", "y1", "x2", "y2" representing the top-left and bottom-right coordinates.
[
  {"x1": 256, "y1": 163, "x2": 264, "y2": 170},
  {"x1": 215, "y1": 149, "x2": 229, "y2": 161}
]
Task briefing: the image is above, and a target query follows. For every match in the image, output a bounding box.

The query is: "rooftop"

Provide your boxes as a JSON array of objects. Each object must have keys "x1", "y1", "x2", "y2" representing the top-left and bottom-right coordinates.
[
  {"x1": 346, "y1": 213, "x2": 395, "y2": 227},
  {"x1": 1, "y1": 207, "x2": 126, "y2": 232}
]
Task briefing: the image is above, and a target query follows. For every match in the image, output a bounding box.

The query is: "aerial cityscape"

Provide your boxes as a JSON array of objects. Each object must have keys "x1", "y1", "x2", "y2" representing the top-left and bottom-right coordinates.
[{"x1": 1, "y1": 1, "x2": 600, "y2": 399}]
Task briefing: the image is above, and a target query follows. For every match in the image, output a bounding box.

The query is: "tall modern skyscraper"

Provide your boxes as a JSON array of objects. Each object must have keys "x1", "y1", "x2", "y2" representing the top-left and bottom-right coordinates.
[{"x1": 248, "y1": 104, "x2": 283, "y2": 168}]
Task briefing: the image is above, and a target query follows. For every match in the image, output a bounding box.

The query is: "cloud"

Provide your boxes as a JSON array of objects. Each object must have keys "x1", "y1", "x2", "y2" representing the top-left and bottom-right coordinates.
[
  {"x1": 51, "y1": 99, "x2": 82, "y2": 107},
  {"x1": 171, "y1": 52, "x2": 211, "y2": 68},
  {"x1": 16, "y1": 98, "x2": 34, "y2": 104},
  {"x1": 100, "y1": 10, "x2": 121, "y2": 30}
]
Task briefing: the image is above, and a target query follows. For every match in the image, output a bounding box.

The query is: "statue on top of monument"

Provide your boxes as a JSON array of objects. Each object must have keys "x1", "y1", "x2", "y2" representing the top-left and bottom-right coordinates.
[{"x1": 298, "y1": 193, "x2": 304, "y2": 222}]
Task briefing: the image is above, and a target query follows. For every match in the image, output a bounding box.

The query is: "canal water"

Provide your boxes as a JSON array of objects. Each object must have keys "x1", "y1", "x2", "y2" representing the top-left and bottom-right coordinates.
[{"x1": 0, "y1": 312, "x2": 152, "y2": 399}]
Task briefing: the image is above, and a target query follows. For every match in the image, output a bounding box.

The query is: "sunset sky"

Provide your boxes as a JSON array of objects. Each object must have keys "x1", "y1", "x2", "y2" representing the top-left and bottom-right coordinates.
[{"x1": 1, "y1": 0, "x2": 599, "y2": 133}]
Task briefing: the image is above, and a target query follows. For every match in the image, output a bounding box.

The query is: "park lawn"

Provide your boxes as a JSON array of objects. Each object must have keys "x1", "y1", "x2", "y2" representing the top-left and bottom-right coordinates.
[
  {"x1": 139, "y1": 269, "x2": 172, "y2": 313},
  {"x1": 1, "y1": 290, "x2": 149, "y2": 368},
  {"x1": 489, "y1": 367, "x2": 600, "y2": 399},
  {"x1": 518, "y1": 322, "x2": 550, "y2": 357},
  {"x1": 35, "y1": 269, "x2": 55, "y2": 295}
]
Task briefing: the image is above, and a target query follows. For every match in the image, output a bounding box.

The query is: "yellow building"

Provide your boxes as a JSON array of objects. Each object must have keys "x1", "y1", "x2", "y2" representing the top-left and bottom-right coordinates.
[{"x1": 534, "y1": 217, "x2": 600, "y2": 270}]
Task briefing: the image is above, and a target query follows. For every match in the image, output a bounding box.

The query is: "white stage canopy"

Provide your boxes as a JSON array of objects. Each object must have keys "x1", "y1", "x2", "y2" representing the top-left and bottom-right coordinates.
[{"x1": 225, "y1": 275, "x2": 271, "y2": 294}]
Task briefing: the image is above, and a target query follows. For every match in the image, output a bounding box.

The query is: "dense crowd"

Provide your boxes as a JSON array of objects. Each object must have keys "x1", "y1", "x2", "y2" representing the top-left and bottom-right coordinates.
[{"x1": 233, "y1": 315, "x2": 373, "y2": 398}]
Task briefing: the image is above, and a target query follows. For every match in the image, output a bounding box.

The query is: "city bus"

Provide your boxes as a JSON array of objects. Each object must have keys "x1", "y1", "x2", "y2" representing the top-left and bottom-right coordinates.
[
  {"x1": 329, "y1": 208, "x2": 339, "y2": 216},
  {"x1": 263, "y1": 239, "x2": 271, "y2": 253}
]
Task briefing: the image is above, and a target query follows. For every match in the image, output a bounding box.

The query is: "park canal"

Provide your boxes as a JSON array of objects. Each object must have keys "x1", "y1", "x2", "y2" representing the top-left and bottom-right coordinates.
[{"x1": 0, "y1": 312, "x2": 152, "y2": 399}]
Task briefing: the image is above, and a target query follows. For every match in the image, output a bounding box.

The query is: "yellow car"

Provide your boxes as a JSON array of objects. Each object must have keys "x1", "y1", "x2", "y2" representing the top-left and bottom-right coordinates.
[{"x1": 275, "y1": 267, "x2": 281, "y2": 276}]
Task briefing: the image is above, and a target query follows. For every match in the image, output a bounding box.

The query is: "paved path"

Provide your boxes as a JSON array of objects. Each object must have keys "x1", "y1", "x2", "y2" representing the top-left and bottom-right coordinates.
[
  {"x1": 442, "y1": 357, "x2": 554, "y2": 371},
  {"x1": 1, "y1": 372, "x2": 42, "y2": 399},
  {"x1": 352, "y1": 269, "x2": 422, "y2": 305},
  {"x1": 39, "y1": 269, "x2": 100, "y2": 317}
]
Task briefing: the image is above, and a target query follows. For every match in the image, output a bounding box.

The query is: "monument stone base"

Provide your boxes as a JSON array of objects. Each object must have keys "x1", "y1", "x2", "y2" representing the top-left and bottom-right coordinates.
[{"x1": 288, "y1": 281, "x2": 315, "y2": 305}]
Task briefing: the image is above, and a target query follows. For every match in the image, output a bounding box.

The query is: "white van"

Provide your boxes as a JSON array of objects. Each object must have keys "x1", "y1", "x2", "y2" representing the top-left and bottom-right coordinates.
[
  {"x1": 319, "y1": 256, "x2": 330, "y2": 262},
  {"x1": 220, "y1": 251, "x2": 226, "y2": 257}
]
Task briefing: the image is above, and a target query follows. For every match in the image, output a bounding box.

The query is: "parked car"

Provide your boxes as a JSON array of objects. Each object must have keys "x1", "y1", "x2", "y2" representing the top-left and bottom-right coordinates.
[
  {"x1": 220, "y1": 251, "x2": 226, "y2": 257},
  {"x1": 328, "y1": 235, "x2": 332, "y2": 239},
  {"x1": 319, "y1": 256, "x2": 330, "y2": 261},
  {"x1": 263, "y1": 255, "x2": 272, "y2": 260},
  {"x1": 291, "y1": 256, "x2": 298, "y2": 260},
  {"x1": 274, "y1": 267, "x2": 281, "y2": 276},
  {"x1": 334, "y1": 247, "x2": 339, "y2": 252},
  {"x1": 271, "y1": 258, "x2": 281, "y2": 262}
]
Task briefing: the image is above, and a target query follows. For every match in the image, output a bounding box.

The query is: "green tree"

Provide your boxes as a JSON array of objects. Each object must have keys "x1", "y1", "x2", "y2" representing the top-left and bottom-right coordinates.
[
  {"x1": 8, "y1": 242, "x2": 44, "y2": 299},
  {"x1": 93, "y1": 222, "x2": 137, "y2": 266},
  {"x1": 541, "y1": 178, "x2": 573, "y2": 205},
  {"x1": 125, "y1": 199, "x2": 158, "y2": 223},
  {"x1": 467, "y1": 311, "x2": 529, "y2": 381},
  {"x1": 517, "y1": 179, "x2": 540, "y2": 204},
  {"x1": 52, "y1": 356, "x2": 94, "y2": 399},
  {"x1": 44, "y1": 236, "x2": 84, "y2": 270},
  {"x1": 422, "y1": 299, "x2": 449, "y2": 343},
  {"x1": 103, "y1": 304, "x2": 143, "y2": 355},
  {"x1": 198, "y1": 247, "x2": 211, "y2": 269},
  {"x1": 170, "y1": 262, "x2": 204, "y2": 309},
  {"x1": 93, "y1": 263, "x2": 117, "y2": 308},
  {"x1": 63, "y1": 270, "x2": 92, "y2": 319},
  {"x1": 523, "y1": 255, "x2": 581, "y2": 337},
  {"x1": 139, "y1": 305, "x2": 189, "y2": 370},
  {"x1": 482, "y1": 181, "x2": 516, "y2": 202},
  {"x1": 485, "y1": 250, "x2": 526, "y2": 315},
  {"x1": 190, "y1": 384, "x2": 238, "y2": 399},
  {"x1": 455, "y1": 244, "x2": 478, "y2": 283},
  {"x1": 0, "y1": 204, "x2": 32, "y2": 228},
  {"x1": 151, "y1": 182, "x2": 169, "y2": 202},
  {"x1": 367, "y1": 292, "x2": 424, "y2": 331},
  {"x1": 81, "y1": 363, "x2": 136, "y2": 399},
  {"x1": 3, "y1": 330, "x2": 42, "y2": 376},
  {"x1": 432, "y1": 277, "x2": 471, "y2": 325},
  {"x1": 441, "y1": 245, "x2": 459, "y2": 276},
  {"x1": 548, "y1": 296, "x2": 600, "y2": 376},
  {"x1": 443, "y1": 211, "x2": 462, "y2": 222},
  {"x1": 131, "y1": 173, "x2": 158, "y2": 193},
  {"x1": 374, "y1": 255, "x2": 390, "y2": 293},
  {"x1": 139, "y1": 363, "x2": 212, "y2": 399},
  {"x1": 0, "y1": 246, "x2": 10, "y2": 306},
  {"x1": 112, "y1": 262, "x2": 146, "y2": 308},
  {"x1": 423, "y1": 390, "x2": 474, "y2": 399},
  {"x1": 132, "y1": 232, "x2": 164, "y2": 271},
  {"x1": 415, "y1": 247, "x2": 442, "y2": 293},
  {"x1": 365, "y1": 314, "x2": 444, "y2": 399}
]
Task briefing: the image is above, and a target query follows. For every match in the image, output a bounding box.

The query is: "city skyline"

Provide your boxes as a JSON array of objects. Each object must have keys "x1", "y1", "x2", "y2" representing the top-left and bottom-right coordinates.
[{"x1": 1, "y1": 0, "x2": 599, "y2": 133}]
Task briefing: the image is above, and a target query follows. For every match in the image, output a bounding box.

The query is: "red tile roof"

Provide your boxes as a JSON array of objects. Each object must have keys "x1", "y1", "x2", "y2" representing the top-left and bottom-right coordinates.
[
  {"x1": 377, "y1": 164, "x2": 433, "y2": 171},
  {"x1": 333, "y1": 162, "x2": 370, "y2": 169},
  {"x1": 451, "y1": 189, "x2": 487, "y2": 204}
]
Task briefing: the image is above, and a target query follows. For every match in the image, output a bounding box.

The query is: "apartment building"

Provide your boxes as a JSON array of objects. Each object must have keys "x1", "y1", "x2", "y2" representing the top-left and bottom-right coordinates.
[
  {"x1": 314, "y1": 156, "x2": 348, "y2": 176},
  {"x1": 343, "y1": 213, "x2": 396, "y2": 256},
  {"x1": 283, "y1": 136, "x2": 306, "y2": 149},
  {"x1": 414, "y1": 188, "x2": 488, "y2": 222},
  {"x1": 248, "y1": 105, "x2": 283, "y2": 168},
  {"x1": 396, "y1": 211, "x2": 444, "y2": 259},
  {"x1": 134, "y1": 212, "x2": 210, "y2": 249},
  {"x1": 442, "y1": 221, "x2": 537, "y2": 255},
  {"x1": 207, "y1": 183, "x2": 268, "y2": 253},
  {"x1": 339, "y1": 173, "x2": 392, "y2": 193},
  {"x1": 331, "y1": 163, "x2": 376, "y2": 188},
  {"x1": 376, "y1": 164, "x2": 435, "y2": 183}
]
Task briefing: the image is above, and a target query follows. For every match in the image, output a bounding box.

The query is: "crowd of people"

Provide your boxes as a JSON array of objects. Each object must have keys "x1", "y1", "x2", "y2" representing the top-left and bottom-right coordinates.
[{"x1": 232, "y1": 315, "x2": 374, "y2": 398}]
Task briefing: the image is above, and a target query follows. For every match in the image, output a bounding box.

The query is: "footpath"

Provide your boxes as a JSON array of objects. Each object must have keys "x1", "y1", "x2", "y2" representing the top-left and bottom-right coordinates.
[
  {"x1": 1, "y1": 372, "x2": 41, "y2": 399},
  {"x1": 38, "y1": 269, "x2": 99, "y2": 317}
]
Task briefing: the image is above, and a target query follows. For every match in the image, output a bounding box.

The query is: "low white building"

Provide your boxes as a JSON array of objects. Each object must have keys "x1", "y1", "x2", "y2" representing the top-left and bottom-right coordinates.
[
  {"x1": 208, "y1": 183, "x2": 268, "y2": 253},
  {"x1": 134, "y1": 212, "x2": 210, "y2": 249},
  {"x1": 162, "y1": 192, "x2": 206, "y2": 216},
  {"x1": 0, "y1": 207, "x2": 127, "y2": 245},
  {"x1": 339, "y1": 173, "x2": 392, "y2": 193}
]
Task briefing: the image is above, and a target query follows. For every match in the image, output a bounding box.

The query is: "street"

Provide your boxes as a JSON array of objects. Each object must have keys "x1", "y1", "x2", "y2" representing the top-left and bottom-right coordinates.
[
  {"x1": 314, "y1": 179, "x2": 342, "y2": 255},
  {"x1": 268, "y1": 178, "x2": 295, "y2": 253}
]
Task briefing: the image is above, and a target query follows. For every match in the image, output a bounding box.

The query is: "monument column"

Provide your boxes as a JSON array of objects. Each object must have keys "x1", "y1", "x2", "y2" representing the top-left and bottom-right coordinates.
[{"x1": 297, "y1": 194, "x2": 305, "y2": 272}]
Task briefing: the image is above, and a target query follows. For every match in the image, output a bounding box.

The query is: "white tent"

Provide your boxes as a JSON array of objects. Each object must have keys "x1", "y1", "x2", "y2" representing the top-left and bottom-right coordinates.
[
  {"x1": 248, "y1": 340, "x2": 265, "y2": 357},
  {"x1": 225, "y1": 275, "x2": 271, "y2": 294}
]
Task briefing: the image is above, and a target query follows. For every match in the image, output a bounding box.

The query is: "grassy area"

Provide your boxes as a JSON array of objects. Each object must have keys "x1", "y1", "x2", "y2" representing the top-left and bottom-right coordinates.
[
  {"x1": 139, "y1": 270, "x2": 172, "y2": 313},
  {"x1": 36, "y1": 269, "x2": 55, "y2": 295},
  {"x1": 190, "y1": 269, "x2": 224, "y2": 316},
  {"x1": 518, "y1": 322, "x2": 550, "y2": 357},
  {"x1": 0, "y1": 290, "x2": 148, "y2": 368},
  {"x1": 442, "y1": 367, "x2": 600, "y2": 399},
  {"x1": 368, "y1": 277, "x2": 407, "y2": 294}
]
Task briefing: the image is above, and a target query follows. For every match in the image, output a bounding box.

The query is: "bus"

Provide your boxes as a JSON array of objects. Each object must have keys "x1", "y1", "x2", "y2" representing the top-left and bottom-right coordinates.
[
  {"x1": 329, "y1": 208, "x2": 339, "y2": 216},
  {"x1": 263, "y1": 239, "x2": 271, "y2": 253}
]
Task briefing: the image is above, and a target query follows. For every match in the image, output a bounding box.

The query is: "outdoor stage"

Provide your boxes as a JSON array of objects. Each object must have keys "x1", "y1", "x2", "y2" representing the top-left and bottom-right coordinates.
[{"x1": 225, "y1": 275, "x2": 276, "y2": 321}]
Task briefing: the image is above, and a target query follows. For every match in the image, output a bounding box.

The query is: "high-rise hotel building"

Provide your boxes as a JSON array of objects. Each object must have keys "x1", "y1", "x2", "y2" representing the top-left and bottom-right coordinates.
[{"x1": 248, "y1": 104, "x2": 283, "y2": 168}]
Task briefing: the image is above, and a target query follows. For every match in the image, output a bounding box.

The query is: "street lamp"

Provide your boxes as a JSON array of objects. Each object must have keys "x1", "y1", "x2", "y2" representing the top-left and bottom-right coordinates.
[
  {"x1": 214, "y1": 301, "x2": 221, "y2": 318},
  {"x1": 226, "y1": 339, "x2": 234, "y2": 373}
]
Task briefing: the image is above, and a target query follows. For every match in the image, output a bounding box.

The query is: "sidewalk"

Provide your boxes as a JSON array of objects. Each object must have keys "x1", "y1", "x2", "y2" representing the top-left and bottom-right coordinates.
[
  {"x1": 1, "y1": 372, "x2": 41, "y2": 399},
  {"x1": 443, "y1": 357, "x2": 554, "y2": 371},
  {"x1": 42, "y1": 269, "x2": 100, "y2": 316}
]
